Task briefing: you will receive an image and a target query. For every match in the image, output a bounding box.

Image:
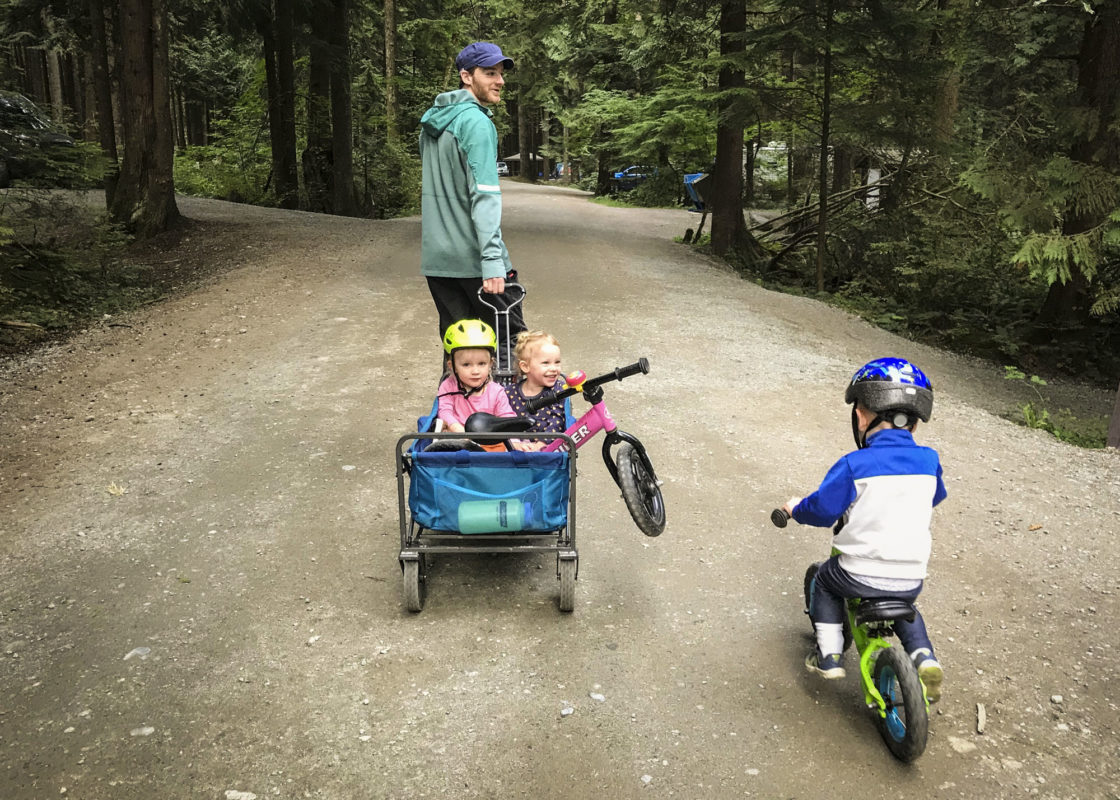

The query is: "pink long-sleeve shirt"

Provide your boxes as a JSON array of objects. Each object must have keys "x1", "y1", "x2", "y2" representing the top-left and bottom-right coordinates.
[{"x1": 436, "y1": 377, "x2": 516, "y2": 428}]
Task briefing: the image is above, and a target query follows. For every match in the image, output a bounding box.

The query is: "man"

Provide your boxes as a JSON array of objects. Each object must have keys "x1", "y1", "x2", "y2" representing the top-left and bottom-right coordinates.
[{"x1": 420, "y1": 41, "x2": 525, "y2": 365}]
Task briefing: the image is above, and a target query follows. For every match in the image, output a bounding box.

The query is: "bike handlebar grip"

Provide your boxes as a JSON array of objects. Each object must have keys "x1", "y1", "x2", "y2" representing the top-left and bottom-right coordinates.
[
  {"x1": 771, "y1": 508, "x2": 790, "y2": 528},
  {"x1": 615, "y1": 358, "x2": 649, "y2": 380},
  {"x1": 525, "y1": 391, "x2": 564, "y2": 414}
]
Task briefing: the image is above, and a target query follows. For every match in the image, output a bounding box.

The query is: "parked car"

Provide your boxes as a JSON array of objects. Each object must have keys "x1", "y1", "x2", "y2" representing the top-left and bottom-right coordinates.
[
  {"x1": 610, "y1": 164, "x2": 655, "y2": 192},
  {"x1": 0, "y1": 91, "x2": 76, "y2": 187},
  {"x1": 496, "y1": 160, "x2": 509, "y2": 176}
]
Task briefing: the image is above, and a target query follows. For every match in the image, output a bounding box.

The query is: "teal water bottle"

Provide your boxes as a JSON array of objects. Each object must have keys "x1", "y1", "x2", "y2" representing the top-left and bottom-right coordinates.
[{"x1": 458, "y1": 499, "x2": 533, "y2": 533}]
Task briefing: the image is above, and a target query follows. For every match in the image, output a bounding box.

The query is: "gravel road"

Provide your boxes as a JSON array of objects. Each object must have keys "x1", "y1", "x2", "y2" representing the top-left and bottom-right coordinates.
[{"x1": 1, "y1": 181, "x2": 1118, "y2": 799}]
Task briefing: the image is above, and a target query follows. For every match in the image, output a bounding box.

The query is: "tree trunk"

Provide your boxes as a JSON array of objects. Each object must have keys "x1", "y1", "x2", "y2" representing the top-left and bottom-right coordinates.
[
  {"x1": 260, "y1": 17, "x2": 282, "y2": 193},
  {"x1": 831, "y1": 143, "x2": 852, "y2": 194},
  {"x1": 815, "y1": 0, "x2": 833, "y2": 292},
  {"x1": 330, "y1": 0, "x2": 357, "y2": 216},
  {"x1": 28, "y1": 48, "x2": 49, "y2": 107},
  {"x1": 541, "y1": 108, "x2": 551, "y2": 179},
  {"x1": 63, "y1": 52, "x2": 83, "y2": 128},
  {"x1": 710, "y1": 0, "x2": 760, "y2": 262},
  {"x1": 45, "y1": 50, "x2": 64, "y2": 122},
  {"x1": 109, "y1": 0, "x2": 180, "y2": 238},
  {"x1": 109, "y1": 5, "x2": 124, "y2": 153},
  {"x1": 42, "y1": 7, "x2": 65, "y2": 123},
  {"x1": 1036, "y1": 1, "x2": 1120, "y2": 328},
  {"x1": 785, "y1": 51, "x2": 796, "y2": 207},
  {"x1": 88, "y1": 0, "x2": 118, "y2": 202},
  {"x1": 186, "y1": 97, "x2": 206, "y2": 145},
  {"x1": 744, "y1": 131, "x2": 759, "y2": 206},
  {"x1": 274, "y1": 0, "x2": 299, "y2": 208},
  {"x1": 596, "y1": 148, "x2": 611, "y2": 194},
  {"x1": 384, "y1": 0, "x2": 398, "y2": 143},
  {"x1": 82, "y1": 53, "x2": 98, "y2": 141},
  {"x1": 931, "y1": 0, "x2": 965, "y2": 146},
  {"x1": 518, "y1": 92, "x2": 531, "y2": 179},
  {"x1": 1106, "y1": 379, "x2": 1120, "y2": 448},
  {"x1": 171, "y1": 88, "x2": 184, "y2": 149},
  {"x1": 303, "y1": 0, "x2": 333, "y2": 213},
  {"x1": 562, "y1": 124, "x2": 571, "y2": 184}
]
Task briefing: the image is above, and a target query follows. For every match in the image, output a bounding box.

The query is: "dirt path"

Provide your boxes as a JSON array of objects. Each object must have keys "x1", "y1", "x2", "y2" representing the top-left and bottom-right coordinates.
[{"x1": 1, "y1": 182, "x2": 1118, "y2": 799}]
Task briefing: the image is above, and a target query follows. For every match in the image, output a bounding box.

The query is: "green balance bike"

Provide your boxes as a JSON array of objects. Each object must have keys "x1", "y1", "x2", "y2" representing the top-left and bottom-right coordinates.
[{"x1": 773, "y1": 508, "x2": 932, "y2": 762}]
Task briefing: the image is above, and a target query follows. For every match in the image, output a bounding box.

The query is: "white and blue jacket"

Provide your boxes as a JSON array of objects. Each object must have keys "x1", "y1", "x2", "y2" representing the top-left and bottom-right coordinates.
[{"x1": 793, "y1": 428, "x2": 947, "y2": 580}]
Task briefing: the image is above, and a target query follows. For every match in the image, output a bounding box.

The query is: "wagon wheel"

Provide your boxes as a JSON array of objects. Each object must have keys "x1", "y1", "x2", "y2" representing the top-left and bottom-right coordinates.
[
  {"x1": 403, "y1": 558, "x2": 424, "y2": 612},
  {"x1": 558, "y1": 557, "x2": 577, "y2": 612}
]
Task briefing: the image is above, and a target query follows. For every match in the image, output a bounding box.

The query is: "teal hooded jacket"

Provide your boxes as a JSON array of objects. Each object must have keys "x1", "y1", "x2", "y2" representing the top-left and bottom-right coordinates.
[{"x1": 419, "y1": 89, "x2": 512, "y2": 280}]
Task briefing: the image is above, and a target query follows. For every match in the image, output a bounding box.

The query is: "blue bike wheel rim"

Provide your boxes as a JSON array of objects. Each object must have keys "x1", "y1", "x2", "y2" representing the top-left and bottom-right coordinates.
[{"x1": 878, "y1": 664, "x2": 908, "y2": 741}]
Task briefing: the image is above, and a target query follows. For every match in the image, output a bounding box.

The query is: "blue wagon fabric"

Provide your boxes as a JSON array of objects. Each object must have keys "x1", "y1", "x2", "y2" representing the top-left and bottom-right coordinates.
[{"x1": 408, "y1": 449, "x2": 570, "y2": 532}]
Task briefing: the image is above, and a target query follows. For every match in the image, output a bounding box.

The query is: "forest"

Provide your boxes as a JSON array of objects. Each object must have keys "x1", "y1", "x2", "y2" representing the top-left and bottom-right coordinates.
[{"x1": 0, "y1": 0, "x2": 1118, "y2": 446}]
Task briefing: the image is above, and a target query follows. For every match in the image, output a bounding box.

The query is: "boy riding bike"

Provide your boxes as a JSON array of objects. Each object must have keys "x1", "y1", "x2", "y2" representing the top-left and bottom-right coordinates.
[{"x1": 782, "y1": 357, "x2": 947, "y2": 703}]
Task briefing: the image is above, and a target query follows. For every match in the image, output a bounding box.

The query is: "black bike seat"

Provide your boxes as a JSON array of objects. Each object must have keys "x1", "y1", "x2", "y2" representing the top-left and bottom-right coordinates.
[
  {"x1": 854, "y1": 599, "x2": 917, "y2": 626},
  {"x1": 464, "y1": 412, "x2": 532, "y2": 434}
]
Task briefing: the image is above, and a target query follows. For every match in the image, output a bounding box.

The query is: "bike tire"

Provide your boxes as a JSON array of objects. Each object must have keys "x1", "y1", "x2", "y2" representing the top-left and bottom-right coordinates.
[
  {"x1": 871, "y1": 647, "x2": 929, "y2": 762},
  {"x1": 616, "y1": 443, "x2": 666, "y2": 537}
]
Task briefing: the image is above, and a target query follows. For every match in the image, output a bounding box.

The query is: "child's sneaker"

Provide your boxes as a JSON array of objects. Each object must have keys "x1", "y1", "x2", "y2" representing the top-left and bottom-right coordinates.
[
  {"x1": 805, "y1": 648, "x2": 846, "y2": 679},
  {"x1": 912, "y1": 649, "x2": 943, "y2": 703}
]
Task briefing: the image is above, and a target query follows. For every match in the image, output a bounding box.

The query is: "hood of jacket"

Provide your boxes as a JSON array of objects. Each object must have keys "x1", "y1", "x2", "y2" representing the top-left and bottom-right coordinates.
[{"x1": 421, "y1": 89, "x2": 490, "y2": 138}]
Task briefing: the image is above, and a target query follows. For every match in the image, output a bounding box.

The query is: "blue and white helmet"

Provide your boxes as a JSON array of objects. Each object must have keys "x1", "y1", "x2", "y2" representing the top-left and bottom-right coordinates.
[{"x1": 844, "y1": 357, "x2": 933, "y2": 423}]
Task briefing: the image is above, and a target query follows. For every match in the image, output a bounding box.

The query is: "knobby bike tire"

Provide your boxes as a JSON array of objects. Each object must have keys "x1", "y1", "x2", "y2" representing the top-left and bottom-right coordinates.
[
  {"x1": 616, "y1": 443, "x2": 666, "y2": 537},
  {"x1": 871, "y1": 647, "x2": 929, "y2": 762}
]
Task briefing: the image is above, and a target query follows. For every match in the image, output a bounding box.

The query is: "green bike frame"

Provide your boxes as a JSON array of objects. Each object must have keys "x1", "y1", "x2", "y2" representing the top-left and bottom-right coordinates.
[{"x1": 847, "y1": 599, "x2": 932, "y2": 715}]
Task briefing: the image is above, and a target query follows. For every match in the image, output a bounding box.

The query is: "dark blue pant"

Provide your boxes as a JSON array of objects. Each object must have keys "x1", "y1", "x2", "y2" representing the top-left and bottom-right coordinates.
[{"x1": 809, "y1": 555, "x2": 934, "y2": 656}]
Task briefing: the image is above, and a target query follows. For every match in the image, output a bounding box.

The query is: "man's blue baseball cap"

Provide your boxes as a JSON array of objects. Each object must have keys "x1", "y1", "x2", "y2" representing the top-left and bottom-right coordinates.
[{"x1": 455, "y1": 42, "x2": 514, "y2": 72}]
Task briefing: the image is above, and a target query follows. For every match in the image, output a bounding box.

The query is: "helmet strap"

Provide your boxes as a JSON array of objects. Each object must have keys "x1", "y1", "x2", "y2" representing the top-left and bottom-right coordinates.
[
  {"x1": 451, "y1": 364, "x2": 489, "y2": 397},
  {"x1": 851, "y1": 406, "x2": 866, "y2": 449}
]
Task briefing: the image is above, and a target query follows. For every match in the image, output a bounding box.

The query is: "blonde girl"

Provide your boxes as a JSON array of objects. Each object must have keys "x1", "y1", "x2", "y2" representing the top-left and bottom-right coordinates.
[{"x1": 504, "y1": 330, "x2": 567, "y2": 443}]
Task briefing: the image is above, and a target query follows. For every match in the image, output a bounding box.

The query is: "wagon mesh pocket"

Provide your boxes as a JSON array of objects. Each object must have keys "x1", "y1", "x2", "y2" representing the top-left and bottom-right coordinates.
[{"x1": 408, "y1": 449, "x2": 570, "y2": 532}]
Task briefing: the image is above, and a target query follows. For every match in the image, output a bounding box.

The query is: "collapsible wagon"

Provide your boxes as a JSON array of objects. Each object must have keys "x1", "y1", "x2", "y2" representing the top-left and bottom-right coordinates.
[{"x1": 395, "y1": 286, "x2": 665, "y2": 612}]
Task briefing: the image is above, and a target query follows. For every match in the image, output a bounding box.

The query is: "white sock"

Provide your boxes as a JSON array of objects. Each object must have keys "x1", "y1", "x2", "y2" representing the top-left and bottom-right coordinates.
[
  {"x1": 910, "y1": 647, "x2": 936, "y2": 664},
  {"x1": 814, "y1": 623, "x2": 844, "y2": 656}
]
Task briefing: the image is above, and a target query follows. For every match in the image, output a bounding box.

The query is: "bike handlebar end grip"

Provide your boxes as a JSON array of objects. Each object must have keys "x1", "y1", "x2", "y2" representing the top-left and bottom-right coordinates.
[
  {"x1": 771, "y1": 508, "x2": 790, "y2": 528},
  {"x1": 639, "y1": 357, "x2": 649, "y2": 374}
]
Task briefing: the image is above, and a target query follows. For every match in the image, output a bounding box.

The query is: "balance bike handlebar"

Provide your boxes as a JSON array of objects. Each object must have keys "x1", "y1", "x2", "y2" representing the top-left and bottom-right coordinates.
[{"x1": 524, "y1": 358, "x2": 650, "y2": 414}]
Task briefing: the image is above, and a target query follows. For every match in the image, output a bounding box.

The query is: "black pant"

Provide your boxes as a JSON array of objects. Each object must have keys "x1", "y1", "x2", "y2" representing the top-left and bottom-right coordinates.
[{"x1": 426, "y1": 274, "x2": 527, "y2": 370}]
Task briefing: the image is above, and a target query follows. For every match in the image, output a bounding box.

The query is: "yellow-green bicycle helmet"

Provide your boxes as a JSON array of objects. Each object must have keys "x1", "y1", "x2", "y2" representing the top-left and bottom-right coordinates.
[{"x1": 442, "y1": 319, "x2": 497, "y2": 355}]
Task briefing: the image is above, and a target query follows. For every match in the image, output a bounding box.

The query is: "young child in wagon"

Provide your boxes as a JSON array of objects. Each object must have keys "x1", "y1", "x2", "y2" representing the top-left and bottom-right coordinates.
[{"x1": 435, "y1": 319, "x2": 534, "y2": 452}]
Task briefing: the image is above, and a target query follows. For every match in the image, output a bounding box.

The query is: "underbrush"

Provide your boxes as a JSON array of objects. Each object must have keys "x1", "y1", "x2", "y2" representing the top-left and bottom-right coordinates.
[
  {"x1": 1002, "y1": 367, "x2": 1109, "y2": 448},
  {"x1": 175, "y1": 144, "x2": 272, "y2": 205},
  {"x1": 0, "y1": 189, "x2": 149, "y2": 355}
]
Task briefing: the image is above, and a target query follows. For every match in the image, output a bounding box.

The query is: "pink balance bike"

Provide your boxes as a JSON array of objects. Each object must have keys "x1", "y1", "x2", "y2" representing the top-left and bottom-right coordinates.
[{"x1": 466, "y1": 358, "x2": 667, "y2": 538}]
